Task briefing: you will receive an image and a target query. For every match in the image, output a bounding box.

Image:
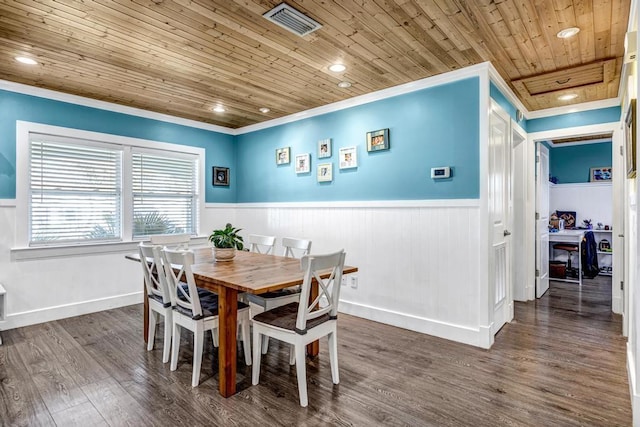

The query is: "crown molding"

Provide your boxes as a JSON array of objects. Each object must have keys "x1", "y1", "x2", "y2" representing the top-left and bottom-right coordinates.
[
  {"x1": 526, "y1": 98, "x2": 621, "y2": 120},
  {"x1": 235, "y1": 63, "x2": 490, "y2": 135},
  {"x1": 0, "y1": 79, "x2": 235, "y2": 135}
]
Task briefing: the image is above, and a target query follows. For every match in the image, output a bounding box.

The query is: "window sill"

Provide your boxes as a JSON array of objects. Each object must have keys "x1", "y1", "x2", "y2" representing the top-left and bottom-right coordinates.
[{"x1": 11, "y1": 236, "x2": 209, "y2": 261}]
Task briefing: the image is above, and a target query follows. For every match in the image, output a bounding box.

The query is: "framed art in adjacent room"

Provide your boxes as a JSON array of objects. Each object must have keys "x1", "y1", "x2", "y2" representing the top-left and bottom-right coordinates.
[
  {"x1": 339, "y1": 146, "x2": 357, "y2": 169},
  {"x1": 317, "y1": 163, "x2": 332, "y2": 182},
  {"x1": 276, "y1": 147, "x2": 290, "y2": 165},
  {"x1": 366, "y1": 128, "x2": 389, "y2": 152},
  {"x1": 295, "y1": 153, "x2": 310, "y2": 174},
  {"x1": 626, "y1": 99, "x2": 636, "y2": 178},
  {"x1": 318, "y1": 138, "x2": 332, "y2": 158},
  {"x1": 213, "y1": 166, "x2": 229, "y2": 186},
  {"x1": 590, "y1": 167, "x2": 612, "y2": 182}
]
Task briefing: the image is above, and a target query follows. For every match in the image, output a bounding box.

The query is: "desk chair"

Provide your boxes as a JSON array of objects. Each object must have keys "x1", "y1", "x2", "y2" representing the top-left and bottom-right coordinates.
[
  {"x1": 252, "y1": 250, "x2": 346, "y2": 407},
  {"x1": 247, "y1": 237, "x2": 312, "y2": 354},
  {"x1": 553, "y1": 243, "x2": 579, "y2": 278},
  {"x1": 163, "y1": 248, "x2": 252, "y2": 387}
]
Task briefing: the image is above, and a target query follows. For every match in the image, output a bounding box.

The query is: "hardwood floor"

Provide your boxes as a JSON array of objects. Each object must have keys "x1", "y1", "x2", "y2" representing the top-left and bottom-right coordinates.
[{"x1": 0, "y1": 277, "x2": 631, "y2": 426}]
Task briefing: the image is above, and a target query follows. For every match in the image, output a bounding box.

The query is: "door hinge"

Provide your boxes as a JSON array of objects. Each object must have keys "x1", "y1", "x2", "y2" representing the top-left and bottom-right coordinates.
[
  {"x1": 535, "y1": 212, "x2": 540, "y2": 220},
  {"x1": 536, "y1": 155, "x2": 540, "y2": 163},
  {"x1": 535, "y1": 269, "x2": 540, "y2": 277},
  {"x1": 621, "y1": 281, "x2": 624, "y2": 290},
  {"x1": 620, "y1": 145, "x2": 624, "y2": 156}
]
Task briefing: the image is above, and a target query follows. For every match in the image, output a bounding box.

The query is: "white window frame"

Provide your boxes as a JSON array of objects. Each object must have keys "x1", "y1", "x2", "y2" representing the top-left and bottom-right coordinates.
[{"x1": 14, "y1": 121, "x2": 206, "y2": 259}]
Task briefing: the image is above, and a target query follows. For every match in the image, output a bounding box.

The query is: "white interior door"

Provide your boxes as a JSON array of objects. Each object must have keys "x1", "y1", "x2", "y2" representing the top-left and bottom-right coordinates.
[
  {"x1": 489, "y1": 102, "x2": 512, "y2": 335},
  {"x1": 536, "y1": 144, "x2": 550, "y2": 298},
  {"x1": 511, "y1": 123, "x2": 528, "y2": 302}
]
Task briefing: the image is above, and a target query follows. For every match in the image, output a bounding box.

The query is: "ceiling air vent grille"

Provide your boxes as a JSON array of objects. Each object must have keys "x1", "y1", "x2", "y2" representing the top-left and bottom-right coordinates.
[{"x1": 263, "y1": 3, "x2": 322, "y2": 37}]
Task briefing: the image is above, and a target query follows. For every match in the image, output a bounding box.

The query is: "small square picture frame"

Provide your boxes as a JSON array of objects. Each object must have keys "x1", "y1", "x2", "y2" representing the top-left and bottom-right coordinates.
[
  {"x1": 276, "y1": 147, "x2": 290, "y2": 165},
  {"x1": 295, "y1": 153, "x2": 311, "y2": 174},
  {"x1": 317, "y1": 163, "x2": 332, "y2": 182},
  {"x1": 366, "y1": 128, "x2": 390, "y2": 152},
  {"x1": 590, "y1": 167, "x2": 612, "y2": 182},
  {"x1": 339, "y1": 146, "x2": 357, "y2": 169},
  {"x1": 213, "y1": 166, "x2": 229, "y2": 186},
  {"x1": 318, "y1": 138, "x2": 332, "y2": 159}
]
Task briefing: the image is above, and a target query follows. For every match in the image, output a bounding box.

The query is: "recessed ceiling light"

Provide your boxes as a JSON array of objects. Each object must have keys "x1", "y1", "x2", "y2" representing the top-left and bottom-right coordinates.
[
  {"x1": 259, "y1": 107, "x2": 270, "y2": 113},
  {"x1": 329, "y1": 63, "x2": 346, "y2": 72},
  {"x1": 558, "y1": 94, "x2": 578, "y2": 101},
  {"x1": 556, "y1": 27, "x2": 580, "y2": 39},
  {"x1": 337, "y1": 81, "x2": 351, "y2": 88},
  {"x1": 15, "y1": 56, "x2": 37, "y2": 65},
  {"x1": 212, "y1": 105, "x2": 226, "y2": 113}
]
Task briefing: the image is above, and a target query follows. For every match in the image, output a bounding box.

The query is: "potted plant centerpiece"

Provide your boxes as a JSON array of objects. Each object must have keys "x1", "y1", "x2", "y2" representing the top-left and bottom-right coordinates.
[{"x1": 209, "y1": 223, "x2": 244, "y2": 261}]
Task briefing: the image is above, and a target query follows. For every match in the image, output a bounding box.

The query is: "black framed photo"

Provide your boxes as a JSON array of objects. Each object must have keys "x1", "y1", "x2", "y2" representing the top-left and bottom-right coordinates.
[
  {"x1": 213, "y1": 166, "x2": 229, "y2": 186},
  {"x1": 366, "y1": 128, "x2": 390, "y2": 152},
  {"x1": 626, "y1": 99, "x2": 636, "y2": 178}
]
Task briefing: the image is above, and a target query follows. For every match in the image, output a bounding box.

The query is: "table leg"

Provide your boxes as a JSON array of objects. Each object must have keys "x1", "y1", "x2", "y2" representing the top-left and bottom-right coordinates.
[
  {"x1": 218, "y1": 286, "x2": 238, "y2": 397},
  {"x1": 143, "y1": 283, "x2": 149, "y2": 344},
  {"x1": 306, "y1": 281, "x2": 320, "y2": 357}
]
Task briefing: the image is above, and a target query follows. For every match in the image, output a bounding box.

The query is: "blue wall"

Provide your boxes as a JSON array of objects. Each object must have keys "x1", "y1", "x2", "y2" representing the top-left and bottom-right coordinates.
[
  {"x1": 0, "y1": 90, "x2": 236, "y2": 202},
  {"x1": 528, "y1": 106, "x2": 620, "y2": 133},
  {"x1": 235, "y1": 78, "x2": 480, "y2": 202},
  {"x1": 549, "y1": 142, "x2": 612, "y2": 184}
]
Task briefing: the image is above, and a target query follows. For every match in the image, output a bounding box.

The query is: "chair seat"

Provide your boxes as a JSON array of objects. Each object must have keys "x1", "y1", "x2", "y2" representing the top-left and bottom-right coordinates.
[
  {"x1": 247, "y1": 288, "x2": 300, "y2": 303},
  {"x1": 174, "y1": 295, "x2": 248, "y2": 320},
  {"x1": 252, "y1": 302, "x2": 331, "y2": 333},
  {"x1": 554, "y1": 243, "x2": 578, "y2": 252}
]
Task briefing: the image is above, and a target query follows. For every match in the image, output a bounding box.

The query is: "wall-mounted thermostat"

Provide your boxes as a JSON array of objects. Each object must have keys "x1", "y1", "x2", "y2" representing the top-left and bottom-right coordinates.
[{"x1": 431, "y1": 166, "x2": 451, "y2": 179}]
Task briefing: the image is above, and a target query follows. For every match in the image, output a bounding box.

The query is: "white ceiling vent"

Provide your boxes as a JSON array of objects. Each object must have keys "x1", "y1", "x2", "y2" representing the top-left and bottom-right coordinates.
[{"x1": 263, "y1": 3, "x2": 322, "y2": 37}]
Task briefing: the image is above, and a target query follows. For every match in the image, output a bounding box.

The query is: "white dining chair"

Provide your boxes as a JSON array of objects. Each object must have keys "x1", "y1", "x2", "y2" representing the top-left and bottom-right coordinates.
[
  {"x1": 252, "y1": 249, "x2": 345, "y2": 407},
  {"x1": 150, "y1": 233, "x2": 190, "y2": 249},
  {"x1": 247, "y1": 234, "x2": 276, "y2": 254},
  {"x1": 162, "y1": 248, "x2": 252, "y2": 387},
  {"x1": 139, "y1": 242, "x2": 173, "y2": 363},
  {"x1": 247, "y1": 237, "x2": 312, "y2": 354}
]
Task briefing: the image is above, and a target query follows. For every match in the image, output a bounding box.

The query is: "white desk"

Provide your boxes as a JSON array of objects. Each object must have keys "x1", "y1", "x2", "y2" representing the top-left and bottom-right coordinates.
[{"x1": 549, "y1": 230, "x2": 585, "y2": 286}]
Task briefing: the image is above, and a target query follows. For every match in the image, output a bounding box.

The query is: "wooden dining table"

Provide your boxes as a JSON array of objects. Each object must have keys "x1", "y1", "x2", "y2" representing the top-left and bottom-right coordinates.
[{"x1": 127, "y1": 247, "x2": 357, "y2": 398}]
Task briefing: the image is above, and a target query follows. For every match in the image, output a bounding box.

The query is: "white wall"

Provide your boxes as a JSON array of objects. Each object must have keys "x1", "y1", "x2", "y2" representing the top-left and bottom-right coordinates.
[{"x1": 549, "y1": 182, "x2": 613, "y2": 227}]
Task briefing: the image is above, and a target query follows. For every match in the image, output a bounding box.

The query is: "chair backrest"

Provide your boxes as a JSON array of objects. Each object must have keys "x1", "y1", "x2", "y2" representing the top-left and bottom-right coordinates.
[
  {"x1": 139, "y1": 242, "x2": 171, "y2": 306},
  {"x1": 296, "y1": 250, "x2": 346, "y2": 333},
  {"x1": 161, "y1": 248, "x2": 203, "y2": 319},
  {"x1": 282, "y1": 237, "x2": 312, "y2": 259},
  {"x1": 248, "y1": 234, "x2": 276, "y2": 255},
  {"x1": 150, "y1": 233, "x2": 190, "y2": 249}
]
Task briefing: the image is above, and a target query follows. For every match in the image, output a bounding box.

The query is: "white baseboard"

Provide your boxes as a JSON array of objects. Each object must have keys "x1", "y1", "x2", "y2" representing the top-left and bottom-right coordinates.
[
  {"x1": 1, "y1": 292, "x2": 143, "y2": 330},
  {"x1": 628, "y1": 343, "x2": 640, "y2": 427},
  {"x1": 339, "y1": 300, "x2": 489, "y2": 348},
  {"x1": 613, "y1": 296, "x2": 623, "y2": 314}
]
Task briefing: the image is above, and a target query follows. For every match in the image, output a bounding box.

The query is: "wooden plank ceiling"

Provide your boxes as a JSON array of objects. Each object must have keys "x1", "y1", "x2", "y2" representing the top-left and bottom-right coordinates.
[{"x1": 0, "y1": 0, "x2": 630, "y2": 129}]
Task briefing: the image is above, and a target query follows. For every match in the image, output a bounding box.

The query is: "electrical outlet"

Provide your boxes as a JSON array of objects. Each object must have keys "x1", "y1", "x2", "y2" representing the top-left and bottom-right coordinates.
[
  {"x1": 350, "y1": 275, "x2": 358, "y2": 289},
  {"x1": 341, "y1": 275, "x2": 348, "y2": 286}
]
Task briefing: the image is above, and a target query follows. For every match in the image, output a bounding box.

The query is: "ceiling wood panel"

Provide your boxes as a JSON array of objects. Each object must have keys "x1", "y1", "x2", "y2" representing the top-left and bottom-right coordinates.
[{"x1": 0, "y1": 0, "x2": 630, "y2": 128}]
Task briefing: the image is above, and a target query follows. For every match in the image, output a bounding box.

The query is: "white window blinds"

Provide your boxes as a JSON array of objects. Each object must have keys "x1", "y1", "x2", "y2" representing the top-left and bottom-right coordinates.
[
  {"x1": 29, "y1": 136, "x2": 122, "y2": 245},
  {"x1": 132, "y1": 151, "x2": 198, "y2": 238}
]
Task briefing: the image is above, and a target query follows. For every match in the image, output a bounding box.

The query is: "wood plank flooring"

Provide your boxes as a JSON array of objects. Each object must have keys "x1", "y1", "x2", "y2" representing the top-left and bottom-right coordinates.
[{"x1": 0, "y1": 277, "x2": 631, "y2": 426}]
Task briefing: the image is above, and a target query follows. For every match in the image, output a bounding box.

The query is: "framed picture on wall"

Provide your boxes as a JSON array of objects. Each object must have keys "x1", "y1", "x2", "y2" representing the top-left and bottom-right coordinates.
[
  {"x1": 590, "y1": 167, "x2": 612, "y2": 182},
  {"x1": 213, "y1": 166, "x2": 229, "y2": 186},
  {"x1": 295, "y1": 153, "x2": 310, "y2": 174},
  {"x1": 626, "y1": 99, "x2": 637, "y2": 178},
  {"x1": 366, "y1": 128, "x2": 389, "y2": 152},
  {"x1": 339, "y1": 146, "x2": 357, "y2": 169},
  {"x1": 317, "y1": 163, "x2": 332, "y2": 182},
  {"x1": 275, "y1": 147, "x2": 290, "y2": 165},
  {"x1": 318, "y1": 138, "x2": 332, "y2": 158}
]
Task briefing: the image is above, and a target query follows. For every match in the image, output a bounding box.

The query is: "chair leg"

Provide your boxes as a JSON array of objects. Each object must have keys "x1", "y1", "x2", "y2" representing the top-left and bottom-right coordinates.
[
  {"x1": 241, "y1": 317, "x2": 252, "y2": 366},
  {"x1": 294, "y1": 344, "x2": 308, "y2": 407},
  {"x1": 289, "y1": 344, "x2": 295, "y2": 365},
  {"x1": 252, "y1": 331, "x2": 262, "y2": 385},
  {"x1": 328, "y1": 331, "x2": 339, "y2": 384},
  {"x1": 211, "y1": 329, "x2": 218, "y2": 348},
  {"x1": 147, "y1": 309, "x2": 157, "y2": 351},
  {"x1": 261, "y1": 336, "x2": 270, "y2": 354},
  {"x1": 192, "y1": 325, "x2": 204, "y2": 387},
  {"x1": 170, "y1": 322, "x2": 181, "y2": 371},
  {"x1": 162, "y1": 313, "x2": 172, "y2": 364}
]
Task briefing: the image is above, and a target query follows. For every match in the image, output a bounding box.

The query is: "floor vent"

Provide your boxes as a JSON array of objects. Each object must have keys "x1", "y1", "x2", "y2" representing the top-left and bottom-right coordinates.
[{"x1": 263, "y1": 3, "x2": 322, "y2": 37}]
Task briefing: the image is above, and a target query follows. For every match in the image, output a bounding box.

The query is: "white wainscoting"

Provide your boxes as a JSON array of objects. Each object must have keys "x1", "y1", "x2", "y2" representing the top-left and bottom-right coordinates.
[
  {"x1": 550, "y1": 182, "x2": 613, "y2": 226},
  {"x1": 228, "y1": 201, "x2": 487, "y2": 347}
]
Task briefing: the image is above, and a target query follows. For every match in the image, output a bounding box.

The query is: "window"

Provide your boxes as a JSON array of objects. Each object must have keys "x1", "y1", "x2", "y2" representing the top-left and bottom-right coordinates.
[{"x1": 17, "y1": 122, "x2": 204, "y2": 249}]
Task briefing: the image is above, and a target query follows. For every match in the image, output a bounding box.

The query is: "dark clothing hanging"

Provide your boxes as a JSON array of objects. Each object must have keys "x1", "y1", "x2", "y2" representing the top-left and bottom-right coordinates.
[{"x1": 581, "y1": 231, "x2": 599, "y2": 279}]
